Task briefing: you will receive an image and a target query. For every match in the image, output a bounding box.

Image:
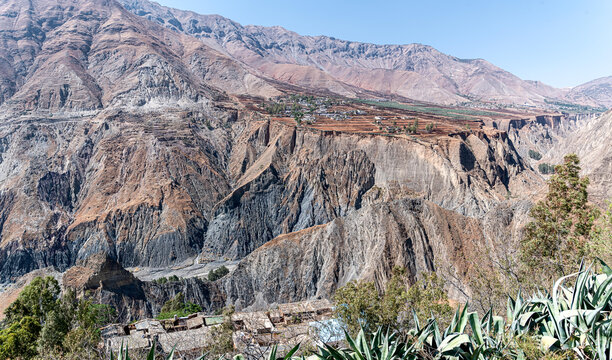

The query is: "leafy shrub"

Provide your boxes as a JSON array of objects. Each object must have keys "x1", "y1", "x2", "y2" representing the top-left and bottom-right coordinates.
[
  {"x1": 334, "y1": 267, "x2": 452, "y2": 336},
  {"x1": 156, "y1": 292, "x2": 202, "y2": 319},
  {"x1": 0, "y1": 277, "x2": 116, "y2": 359},
  {"x1": 528, "y1": 149, "x2": 542, "y2": 160},
  {"x1": 333, "y1": 280, "x2": 381, "y2": 336},
  {"x1": 0, "y1": 317, "x2": 41, "y2": 360},
  {"x1": 538, "y1": 162, "x2": 555, "y2": 174},
  {"x1": 207, "y1": 266, "x2": 230, "y2": 282}
]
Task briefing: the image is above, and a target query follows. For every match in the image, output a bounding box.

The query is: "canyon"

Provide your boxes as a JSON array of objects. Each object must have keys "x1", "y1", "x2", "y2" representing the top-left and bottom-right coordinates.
[{"x1": 0, "y1": 0, "x2": 610, "y2": 321}]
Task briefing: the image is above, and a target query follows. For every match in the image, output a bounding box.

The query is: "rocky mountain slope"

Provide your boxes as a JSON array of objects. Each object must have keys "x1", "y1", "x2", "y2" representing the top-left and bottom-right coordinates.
[
  {"x1": 542, "y1": 110, "x2": 612, "y2": 204},
  {"x1": 0, "y1": 0, "x2": 609, "y2": 316},
  {"x1": 566, "y1": 77, "x2": 612, "y2": 109},
  {"x1": 0, "y1": 0, "x2": 279, "y2": 114},
  {"x1": 119, "y1": 0, "x2": 571, "y2": 106}
]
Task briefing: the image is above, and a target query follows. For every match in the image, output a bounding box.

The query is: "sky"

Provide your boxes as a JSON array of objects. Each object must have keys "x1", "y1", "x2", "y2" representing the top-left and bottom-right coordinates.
[{"x1": 156, "y1": 0, "x2": 612, "y2": 88}]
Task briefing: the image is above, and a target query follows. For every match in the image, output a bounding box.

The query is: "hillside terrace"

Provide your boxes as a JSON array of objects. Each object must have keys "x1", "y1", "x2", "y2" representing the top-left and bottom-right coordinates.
[{"x1": 236, "y1": 94, "x2": 560, "y2": 139}]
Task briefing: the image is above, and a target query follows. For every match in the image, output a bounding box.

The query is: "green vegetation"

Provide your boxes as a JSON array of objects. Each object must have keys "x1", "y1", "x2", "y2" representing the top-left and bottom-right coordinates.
[
  {"x1": 333, "y1": 267, "x2": 452, "y2": 337},
  {"x1": 590, "y1": 201, "x2": 612, "y2": 265},
  {"x1": 156, "y1": 292, "x2": 202, "y2": 320},
  {"x1": 155, "y1": 275, "x2": 181, "y2": 284},
  {"x1": 405, "y1": 119, "x2": 419, "y2": 134},
  {"x1": 292, "y1": 110, "x2": 304, "y2": 125},
  {"x1": 544, "y1": 99, "x2": 607, "y2": 113},
  {"x1": 264, "y1": 102, "x2": 287, "y2": 115},
  {"x1": 522, "y1": 154, "x2": 600, "y2": 281},
  {"x1": 207, "y1": 266, "x2": 230, "y2": 282},
  {"x1": 356, "y1": 99, "x2": 503, "y2": 120},
  {"x1": 538, "y1": 162, "x2": 555, "y2": 174},
  {"x1": 425, "y1": 122, "x2": 435, "y2": 133},
  {"x1": 0, "y1": 276, "x2": 116, "y2": 359},
  {"x1": 528, "y1": 149, "x2": 542, "y2": 160}
]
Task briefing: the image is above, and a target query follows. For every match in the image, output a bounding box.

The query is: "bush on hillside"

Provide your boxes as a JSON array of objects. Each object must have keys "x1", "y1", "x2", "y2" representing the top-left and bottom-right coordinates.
[
  {"x1": 528, "y1": 149, "x2": 542, "y2": 160},
  {"x1": 156, "y1": 292, "x2": 202, "y2": 319},
  {"x1": 207, "y1": 266, "x2": 229, "y2": 282}
]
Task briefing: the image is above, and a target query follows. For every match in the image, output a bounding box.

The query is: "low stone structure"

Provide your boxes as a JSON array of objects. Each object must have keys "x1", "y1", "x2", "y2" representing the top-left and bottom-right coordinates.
[{"x1": 101, "y1": 299, "x2": 338, "y2": 356}]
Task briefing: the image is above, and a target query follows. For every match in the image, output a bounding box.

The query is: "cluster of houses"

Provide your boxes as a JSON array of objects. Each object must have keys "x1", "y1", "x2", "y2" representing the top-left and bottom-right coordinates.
[
  {"x1": 101, "y1": 299, "x2": 342, "y2": 357},
  {"x1": 266, "y1": 96, "x2": 367, "y2": 123}
]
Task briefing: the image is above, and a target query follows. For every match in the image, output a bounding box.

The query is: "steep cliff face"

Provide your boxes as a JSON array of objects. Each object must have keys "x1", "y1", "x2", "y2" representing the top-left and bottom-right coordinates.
[
  {"x1": 198, "y1": 118, "x2": 537, "y2": 264},
  {"x1": 222, "y1": 198, "x2": 486, "y2": 308},
  {"x1": 0, "y1": 110, "x2": 237, "y2": 279},
  {"x1": 0, "y1": 107, "x2": 537, "y2": 282},
  {"x1": 490, "y1": 111, "x2": 611, "y2": 204},
  {"x1": 492, "y1": 114, "x2": 597, "y2": 160},
  {"x1": 543, "y1": 110, "x2": 612, "y2": 204}
]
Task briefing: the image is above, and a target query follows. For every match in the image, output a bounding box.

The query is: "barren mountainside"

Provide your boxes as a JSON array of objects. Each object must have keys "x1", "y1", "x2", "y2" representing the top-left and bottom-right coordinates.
[
  {"x1": 119, "y1": 0, "x2": 570, "y2": 106},
  {"x1": 0, "y1": 0, "x2": 610, "y2": 317}
]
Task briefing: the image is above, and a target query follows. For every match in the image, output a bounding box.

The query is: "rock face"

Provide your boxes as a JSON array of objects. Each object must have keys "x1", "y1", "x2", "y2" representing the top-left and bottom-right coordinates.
[
  {"x1": 543, "y1": 110, "x2": 612, "y2": 204},
  {"x1": 63, "y1": 253, "x2": 224, "y2": 321},
  {"x1": 489, "y1": 110, "x2": 611, "y2": 205},
  {"x1": 3, "y1": 0, "x2": 609, "y2": 315},
  {"x1": 199, "y1": 120, "x2": 537, "y2": 263},
  {"x1": 492, "y1": 114, "x2": 597, "y2": 161},
  {"x1": 223, "y1": 198, "x2": 485, "y2": 308}
]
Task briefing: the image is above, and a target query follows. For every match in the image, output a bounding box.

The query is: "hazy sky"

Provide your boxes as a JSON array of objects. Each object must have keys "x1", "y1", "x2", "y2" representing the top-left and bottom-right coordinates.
[{"x1": 156, "y1": 0, "x2": 612, "y2": 88}]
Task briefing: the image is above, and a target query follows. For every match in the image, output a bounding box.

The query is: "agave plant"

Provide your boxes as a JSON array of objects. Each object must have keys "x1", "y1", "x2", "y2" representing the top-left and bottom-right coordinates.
[
  {"x1": 107, "y1": 261, "x2": 612, "y2": 360},
  {"x1": 316, "y1": 306, "x2": 516, "y2": 360},
  {"x1": 508, "y1": 260, "x2": 612, "y2": 359},
  {"x1": 109, "y1": 341, "x2": 177, "y2": 360}
]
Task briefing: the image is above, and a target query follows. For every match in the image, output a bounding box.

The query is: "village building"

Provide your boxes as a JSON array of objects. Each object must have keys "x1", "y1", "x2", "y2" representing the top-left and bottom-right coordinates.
[{"x1": 101, "y1": 299, "x2": 338, "y2": 356}]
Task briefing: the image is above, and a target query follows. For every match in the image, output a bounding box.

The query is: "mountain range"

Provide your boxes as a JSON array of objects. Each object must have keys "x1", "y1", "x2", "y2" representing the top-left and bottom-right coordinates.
[
  {"x1": 0, "y1": 0, "x2": 610, "y2": 319},
  {"x1": 119, "y1": 0, "x2": 611, "y2": 108}
]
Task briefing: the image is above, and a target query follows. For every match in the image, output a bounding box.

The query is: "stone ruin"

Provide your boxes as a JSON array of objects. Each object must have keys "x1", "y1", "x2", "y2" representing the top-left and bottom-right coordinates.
[{"x1": 101, "y1": 299, "x2": 342, "y2": 356}]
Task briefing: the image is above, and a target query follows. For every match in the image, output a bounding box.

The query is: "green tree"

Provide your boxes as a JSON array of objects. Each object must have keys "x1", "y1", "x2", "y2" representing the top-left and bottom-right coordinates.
[
  {"x1": 404, "y1": 272, "x2": 454, "y2": 329},
  {"x1": 1, "y1": 277, "x2": 116, "y2": 359},
  {"x1": 521, "y1": 154, "x2": 600, "y2": 279},
  {"x1": 4, "y1": 276, "x2": 60, "y2": 325},
  {"x1": 157, "y1": 292, "x2": 202, "y2": 319},
  {"x1": 589, "y1": 201, "x2": 612, "y2": 265},
  {"x1": 379, "y1": 268, "x2": 408, "y2": 329},
  {"x1": 293, "y1": 110, "x2": 304, "y2": 125},
  {"x1": 538, "y1": 162, "x2": 555, "y2": 174},
  {"x1": 37, "y1": 310, "x2": 71, "y2": 353},
  {"x1": 333, "y1": 281, "x2": 381, "y2": 336},
  {"x1": 528, "y1": 149, "x2": 542, "y2": 160},
  {"x1": 334, "y1": 268, "x2": 454, "y2": 336},
  {"x1": 207, "y1": 266, "x2": 230, "y2": 282},
  {"x1": 0, "y1": 317, "x2": 41, "y2": 360}
]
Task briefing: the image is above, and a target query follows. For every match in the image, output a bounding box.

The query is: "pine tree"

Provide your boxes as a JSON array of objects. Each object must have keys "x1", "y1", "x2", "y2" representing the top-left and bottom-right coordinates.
[{"x1": 521, "y1": 154, "x2": 599, "y2": 277}]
